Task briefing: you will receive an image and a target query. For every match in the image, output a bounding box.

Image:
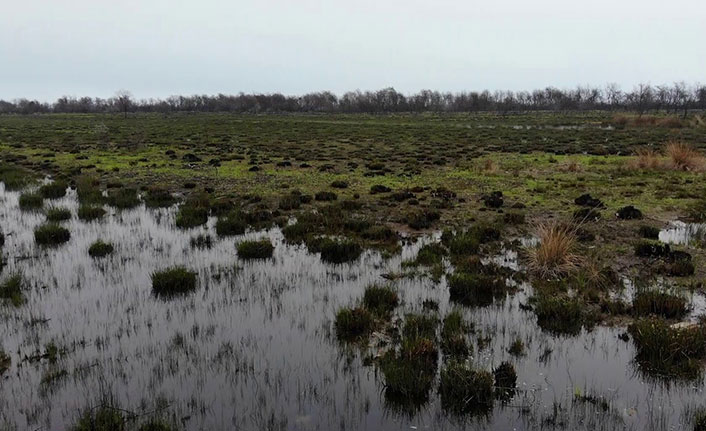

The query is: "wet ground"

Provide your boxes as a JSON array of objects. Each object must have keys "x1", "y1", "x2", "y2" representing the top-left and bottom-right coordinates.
[{"x1": 0, "y1": 182, "x2": 705, "y2": 430}]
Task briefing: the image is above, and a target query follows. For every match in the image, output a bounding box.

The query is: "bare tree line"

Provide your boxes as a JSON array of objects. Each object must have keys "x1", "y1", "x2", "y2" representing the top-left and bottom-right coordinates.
[{"x1": 1, "y1": 83, "x2": 705, "y2": 116}]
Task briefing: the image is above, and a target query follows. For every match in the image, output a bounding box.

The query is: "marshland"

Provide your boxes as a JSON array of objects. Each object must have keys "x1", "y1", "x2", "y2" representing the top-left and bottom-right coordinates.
[{"x1": 1, "y1": 106, "x2": 706, "y2": 430}]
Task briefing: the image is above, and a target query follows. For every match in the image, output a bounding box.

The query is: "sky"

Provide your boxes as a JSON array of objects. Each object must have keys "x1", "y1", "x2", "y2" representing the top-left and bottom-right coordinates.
[{"x1": 1, "y1": 0, "x2": 705, "y2": 101}]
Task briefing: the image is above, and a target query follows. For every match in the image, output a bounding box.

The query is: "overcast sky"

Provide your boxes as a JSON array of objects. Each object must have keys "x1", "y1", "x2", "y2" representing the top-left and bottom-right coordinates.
[{"x1": 1, "y1": 0, "x2": 704, "y2": 101}]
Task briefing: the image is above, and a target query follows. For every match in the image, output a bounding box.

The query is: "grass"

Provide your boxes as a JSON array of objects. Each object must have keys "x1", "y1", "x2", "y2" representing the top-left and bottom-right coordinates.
[
  {"x1": 107, "y1": 187, "x2": 141, "y2": 209},
  {"x1": 19, "y1": 192, "x2": 43, "y2": 210},
  {"x1": 334, "y1": 307, "x2": 375, "y2": 340},
  {"x1": 39, "y1": 180, "x2": 68, "y2": 199},
  {"x1": 532, "y1": 294, "x2": 594, "y2": 335},
  {"x1": 151, "y1": 266, "x2": 198, "y2": 297},
  {"x1": 527, "y1": 222, "x2": 581, "y2": 278},
  {"x1": 628, "y1": 318, "x2": 706, "y2": 379},
  {"x1": 78, "y1": 205, "x2": 106, "y2": 221},
  {"x1": 632, "y1": 289, "x2": 687, "y2": 319},
  {"x1": 493, "y1": 361, "x2": 517, "y2": 401},
  {"x1": 0, "y1": 162, "x2": 33, "y2": 190},
  {"x1": 0, "y1": 349, "x2": 9, "y2": 375},
  {"x1": 362, "y1": 285, "x2": 398, "y2": 316},
  {"x1": 88, "y1": 240, "x2": 115, "y2": 258},
  {"x1": 175, "y1": 201, "x2": 209, "y2": 228},
  {"x1": 441, "y1": 309, "x2": 470, "y2": 357},
  {"x1": 144, "y1": 187, "x2": 177, "y2": 208},
  {"x1": 215, "y1": 213, "x2": 247, "y2": 236},
  {"x1": 46, "y1": 207, "x2": 72, "y2": 222},
  {"x1": 410, "y1": 242, "x2": 447, "y2": 266},
  {"x1": 439, "y1": 362, "x2": 494, "y2": 416},
  {"x1": 665, "y1": 141, "x2": 705, "y2": 171},
  {"x1": 311, "y1": 238, "x2": 362, "y2": 263},
  {"x1": 0, "y1": 274, "x2": 24, "y2": 306},
  {"x1": 34, "y1": 223, "x2": 71, "y2": 245},
  {"x1": 237, "y1": 239, "x2": 274, "y2": 259},
  {"x1": 71, "y1": 406, "x2": 125, "y2": 431},
  {"x1": 448, "y1": 273, "x2": 506, "y2": 307}
]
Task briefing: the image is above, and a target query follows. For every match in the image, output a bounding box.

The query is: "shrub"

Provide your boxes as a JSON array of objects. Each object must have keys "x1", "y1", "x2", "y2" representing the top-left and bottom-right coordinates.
[
  {"x1": 362, "y1": 285, "x2": 398, "y2": 316},
  {"x1": 448, "y1": 273, "x2": 506, "y2": 307},
  {"x1": 439, "y1": 362, "x2": 494, "y2": 416},
  {"x1": 39, "y1": 181, "x2": 68, "y2": 199},
  {"x1": 0, "y1": 274, "x2": 24, "y2": 306},
  {"x1": 46, "y1": 207, "x2": 72, "y2": 222},
  {"x1": 34, "y1": 224, "x2": 71, "y2": 246},
  {"x1": 151, "y1": 267, "x2": 198, "y2": 297},
  {"x1": 215, "y1": 213, "x2": 247, "y2": 236},
  {"x1": 19, "y1": 192, "x2": 43, "y2": 210},
  {"x1": 88, "y1": 240, "x2": 114, "y2": 258},
  {"x1": 334, "y1": 307, "x2": 374, "y2": 340},
  {"x1": 527, "y1": 222, "x2": 581, "y2": 278},
  {"x1": 628, "y1": 318, "x2": 706, "y2": 379},
  {"x1": 237, "y1": 239, "x2": 274, "y2": 259},
  {"x1": 78, "y1": 205, "x2": 106, "y2": 221},
  {"x1": 632, "y1": 289, "x2": 687, "y2": 319},
  {"x1": 630, "y1": 148, "x2": 661, "y2": 169}
]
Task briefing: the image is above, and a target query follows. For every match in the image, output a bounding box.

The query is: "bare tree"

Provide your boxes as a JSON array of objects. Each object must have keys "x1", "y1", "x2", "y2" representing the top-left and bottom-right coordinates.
[{"x1": 114, "y1": 90, "x2": 133, "y2": 118}]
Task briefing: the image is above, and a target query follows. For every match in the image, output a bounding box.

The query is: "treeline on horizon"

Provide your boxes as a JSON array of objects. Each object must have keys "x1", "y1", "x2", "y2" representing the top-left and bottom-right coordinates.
[{"x1": 1, "y1": 82, "x2": 705, "y2": 115}]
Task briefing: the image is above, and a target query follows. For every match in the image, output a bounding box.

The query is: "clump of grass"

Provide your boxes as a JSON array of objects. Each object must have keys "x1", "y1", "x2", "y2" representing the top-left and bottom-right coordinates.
[
  {"x1": 362, "y1": 285, "x2": 398, "y2": 316},
  {"x1": 0, "y1": 274, "x2": 24, "y2": 306},
  {"x1": 88, "y1": 240, "x2": 114, "y2": 258},
  {"x1": 532, "y1": 295, "x2": 594, "y2": 335},
  {"x1": 144, "y1": 187, "x2": 177, "y2": 208},
  {"x1": 151, "y1": 266, "x2": 198, "y2": 297},
  {"x1": 78, "y1": 205, "x2": 106, "y2": 221},
  {"x1": 314, "y1": 191, "x2": 337, "y2": 201},
  {"x1": 448, "y1": 273, "x2": 506, "y2": 307},
  {"x1": 334, "y1": 307, "x2": 375, "y2": 340},
  {"x1": 175, "y1": 196, "x2": 209, "y2": 228},
  {"x1": 493, "y1": 361, "x2": 517, "y2": 401},
  {"x1": 71, "y1": 405, "x2": 125, "y2": 431},
  {"x1": 439, "y1": 362, "x2": 494, "y2": 416},
  {"x1": 402, "y1": 313, "x2": 439, "y2": 340},
  {"x1": 693, "y1": 408, "x2": 706, "y2": 431},
  {"x1": 39, "y1": 181, "x2": 68, "y2": 199},
  {"x1": 447, "y1": 231, "x2": 480, "y2": 256},
  {"x1": 311, "y1": 238, "x2": 362, "y2": 264},
  {"x1": 665, "y1": 141, "x2": 705, "y2": 171},
  {"x1": 76, "y1": 175, "x2": 104, "y2": 204},
  {"x1": 46, "y1": 207, "x2": 72, "y2": 222},
  {"x1": 527, "y1": 222, "x2": 581, "y2": 278},
  {"x1": 107, "y1": 187, "x2": 140, "y2": 209},
  {"x1": 638, "y1": 225, "x2": 660, "y2": 239},
  {"x1": 632, "y1": 289, "x2": 687, "y2": 319},
  {"x1": 628, "y1": 318, "x2": 706, "y2": 379},
  {"x1": 411, "y1": 242, "x2": 447, "y2": 266},
  {"x1": 19, "y1": 192, "x2": 43, "y2": 210},
  {"x1": 237, "y1": 239, "x2": 274, "y2": 259},
  {"x1": 215, "y1": 213, "x2": 247, "y2": 236},
  {"x1": 441, "y1": 310, "x2": 470, "y2": 357},
  {"x1": 508, "y1": 336, "x2": 526, "y2": 356},
  {"x1": 629, "y1": 148, "x2": 661, "y2": 170},
  {"x1": 34, "y1": 224, "x2": 71, "y2": 246},
  {"x1": 688, "y1": 197, "x2": 706, "y2": 222},
  {"x1": 0, "y1": 163, "x2": 33, "y2": 190},
  {"x1": 138, "y1": 419, "x2": 175, "y2": 431},
  {"x1": 0, "y1": 349, "x2": 10, "y2": 375},
  {"x1": 406, "y1": 209, "x2": 440, "y2": 230},
  {"x1": 634, "y1": 240, "x2": 670, "y2": 258}
]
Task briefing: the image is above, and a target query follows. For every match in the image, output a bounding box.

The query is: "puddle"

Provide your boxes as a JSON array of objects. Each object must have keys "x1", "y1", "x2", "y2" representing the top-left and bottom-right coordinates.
[
  {"x1": 660, "y1": 221, "x2": 706, "y2": 246},
  {"x1": 0, "y1": 183, "x2": 703, "y2": 430}
]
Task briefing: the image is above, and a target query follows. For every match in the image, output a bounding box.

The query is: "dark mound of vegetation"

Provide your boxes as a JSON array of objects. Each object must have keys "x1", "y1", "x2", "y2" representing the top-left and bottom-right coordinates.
[
  {"x1": 334, "y1": 307, "x2": 375, "y2": 340},
  {"x1": 441, "y1": 310, "x2": 470, "y2": 357},
  {"x1": 88, "y1": 240, "x2": 114, "y2": 258},
  {"x1": 46, "y1": 207, "x2": 72, "y2": 222},
  {"x1": 78, "y1": 205, "x2": 106, "y2": 221},
  {"x1": 215, "y1": 213, "x2": 247, "y2": 236},
  {"x1": 370, "y1": 184, "x2": 391, "y2": 194},
  {"x1": 34, "y1": 224, "x2": 71, "y2": 246},
  {"x1": 439, "y1": 362, "x2": 494, "y2": 416},
  {"x1": 413, "y1": 242, "x2": 447, "y2": 266},
  {"x1": 406, "y1": 209, "x2": 440, "y2": 230},
  {"x1": 448, "y1": 273, "x2": 506, "y2": 307},
  {"x1": 107, "y1": 188, "x2": 140, "y2": 209},
  {"x1": 314, "y1": 191, "x2": 337, "y2": 201},
  {"x1": 76, "y1": 176, "x2": 105, "y2": 204},
  {"x1": 19, "y1": 192, "x2": 43, "y2": 210},
  {"x1": 574, "y1": 193, "x2": 605, "y2": 208},
  {"x1": 144, "y1": 187, "x2": 177, "y2": 208},
  {"x1": 237, "y1": 239, "x2": 274, "y2": 259},
  {"x1": 330, "y1": 180, "x2": 348, "y2": 189},
  {"x1": 481, "y1": 191, "x2": 503, "y2": 208},
  {"x1": 634, "y1": 241, "x2": 670, "y2": 258},
  {"x1": 176, "y1": 204, "x2": 209, "y2": 228},
  {"x1": 190, "y1": 234, "x2": 213, "y2": 249},
  {"x1": 532, "y1": 295, "x2": 595, "y2": 335},
  {"x1": 151, "y1": 267, "x2": 198, "y2": 297},
  {"x1": 0, "y1": 163, "x2": 33, "y2": 190},
  {"x1": 39, "y1": 181, "x2": 68, "y2": 199},
  {"x1": 573, "y1": 207, "x2": 601, "y2": 222},
  {"x1": 638, "y1": 225, "x2": 660, "y2": 239},
  {"x1": 617, "y1": 205, "x2": 643, "y2": 220}
]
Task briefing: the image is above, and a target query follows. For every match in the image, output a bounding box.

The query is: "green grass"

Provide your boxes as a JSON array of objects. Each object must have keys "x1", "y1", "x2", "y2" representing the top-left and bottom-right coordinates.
[
  {"x1": 46, "y1": 207, "x2": 72, "y2": 222},
  {"x1": 88, "y1": 240, "x2": 114, "y2": 258},
  {"x1": 439, "y1": 362, "x2": 494, "y2": 416},
  {"x1": 310, "y1": 238, "x2": 362, "y2": 263},
  {"x1": 78, "y1": 205, "x2": 106, "y2": 221},
  {"x1": 19, "y1": 192, "x2": 43, "y2": 210},
  {"x1": 237, "y1": 239, "x2": 274, "y2": 259},
  {"x1": 151, "y1": 266, "x2": 198, "y2": 297},
  {"x1": 0, "y1": 274, "x2": 24, "y2": 306},
  {"x1": 362, "y1": 285, "x2": 398, "y2": 316},
  {"x1": 34, "y1": 224, "x2": 71, "y2": 246},
  {"x1": 71, "y1": 405, "x2": 125, "y2": 431},
  {"x1": 39, "y1": 181, "x2": 68, "y2": 199},
  {"x1": 334, "y1": 307, "x2": 375, "y2": 340}
]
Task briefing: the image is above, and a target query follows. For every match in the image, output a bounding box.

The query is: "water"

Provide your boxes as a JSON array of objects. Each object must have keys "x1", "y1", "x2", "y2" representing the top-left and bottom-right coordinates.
[
  {"x1": 0, "y1": 183, "x2": 703, "y2": 430},
  {"x1": 660, "y1": 221, "x2": 706, "y2": 246}
]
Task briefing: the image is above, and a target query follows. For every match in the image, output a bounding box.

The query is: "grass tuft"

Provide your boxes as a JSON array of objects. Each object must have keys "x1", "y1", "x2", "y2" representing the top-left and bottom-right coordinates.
[
  {"x1": 88, "y1": 240, "x2": 115, "y2": 258},
  {"x1": 151, "y1": 266, "x2": 198, "y2": 297},
  {"x1": 527, "y1": 222, "x2": 581, "y2": 278},
  {"x1": 237, "y1": 239, "x2": 274, "y2": 259},
  {"x1": 34, "y1": 224, "x2": 71, "y2": 246}
]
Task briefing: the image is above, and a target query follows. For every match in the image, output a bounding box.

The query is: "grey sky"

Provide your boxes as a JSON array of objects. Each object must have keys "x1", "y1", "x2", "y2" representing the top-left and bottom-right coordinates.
[{"x1": 1, "y1": 0, "x2": 704, "y2": 101}]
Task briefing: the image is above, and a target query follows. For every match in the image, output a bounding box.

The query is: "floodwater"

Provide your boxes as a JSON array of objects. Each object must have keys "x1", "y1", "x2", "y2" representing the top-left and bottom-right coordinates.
[
  {"x1": 0, "y1": 182, "x2": 704, "y2": 431},
  {"x1": 660, "y1": 221, "x2": 706, "y2": 246}
]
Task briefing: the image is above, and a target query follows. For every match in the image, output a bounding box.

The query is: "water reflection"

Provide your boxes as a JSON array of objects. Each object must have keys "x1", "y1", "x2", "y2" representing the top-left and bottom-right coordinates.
[{"x1": 0, "y1": 182, "x2": 702, "y2": 430}]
